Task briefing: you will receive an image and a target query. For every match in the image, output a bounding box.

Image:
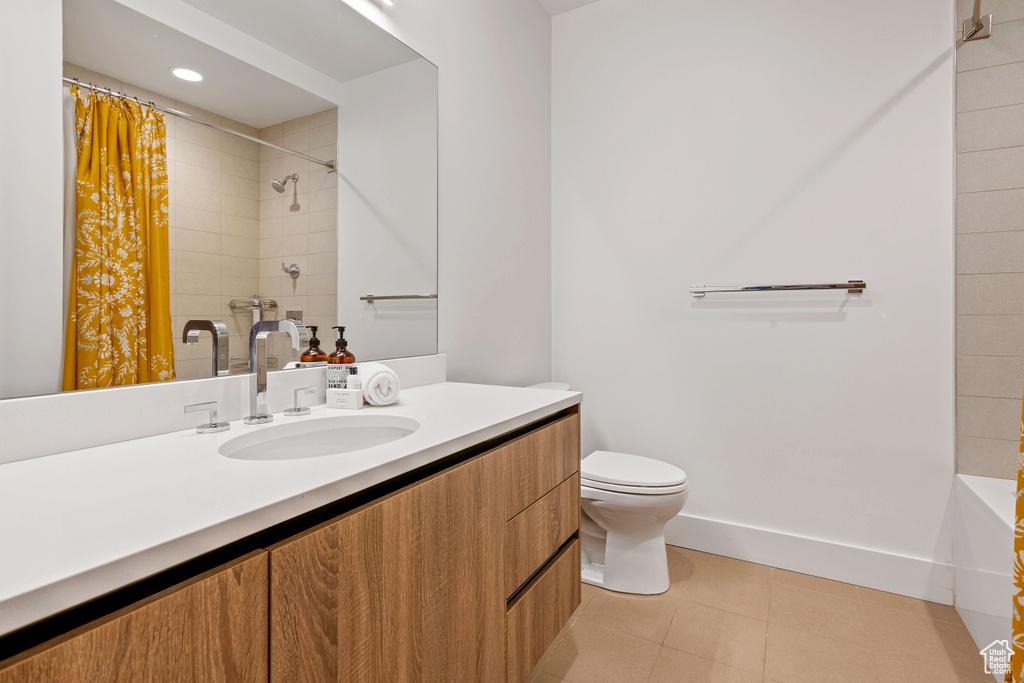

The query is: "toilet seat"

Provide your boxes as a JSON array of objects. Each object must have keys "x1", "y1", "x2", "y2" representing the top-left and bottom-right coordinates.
[
  {"x1": 581, "y1": 477, "x2": 688, "y2": 495},
  {"x1": 581, "y1": 450, "x2": 687, "y2": 495}
]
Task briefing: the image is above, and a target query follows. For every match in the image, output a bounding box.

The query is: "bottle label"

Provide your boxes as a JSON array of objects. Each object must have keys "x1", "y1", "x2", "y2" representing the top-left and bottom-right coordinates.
[
  {"x1": 327, "y1": 365, "x2": 350, "y2": 389},
  {"x1": 296, "y1": 361, "x2": 328, "y2": 368}
]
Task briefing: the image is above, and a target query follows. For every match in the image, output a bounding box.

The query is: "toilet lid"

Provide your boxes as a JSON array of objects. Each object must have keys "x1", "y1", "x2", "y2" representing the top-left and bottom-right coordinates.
[{"x1": 580, "y1": 451, "x2": 687, "y2": 488}]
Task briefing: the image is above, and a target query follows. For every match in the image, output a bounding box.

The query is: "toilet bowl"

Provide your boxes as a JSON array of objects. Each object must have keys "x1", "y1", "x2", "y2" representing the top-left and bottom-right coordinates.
[{"x1": 579, "y1": 451, "x2": 688, "y2": 595}]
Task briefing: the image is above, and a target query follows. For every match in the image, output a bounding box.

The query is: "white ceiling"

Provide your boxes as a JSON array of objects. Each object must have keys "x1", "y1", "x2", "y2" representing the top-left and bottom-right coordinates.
[
  {"x1": 63, "y1": 0, "x2": 421, "y2": 129},
  {"x1": 537, "y1": 0, "x2": 604, "y2": 16},
  {"x1": 179, "y1": 0, "x2": 422, "y2": 85}
]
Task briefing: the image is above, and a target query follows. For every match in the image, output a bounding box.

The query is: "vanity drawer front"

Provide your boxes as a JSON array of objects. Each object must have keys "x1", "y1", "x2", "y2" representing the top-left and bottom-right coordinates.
[
  {"x1": 504, "y1": 412, "x2": 580, "y2": 520},
  {"x1": 506, "y1": 539, "x2": 581, "y2": 683},
  {"x1": 504, "y1": 473, "x2": 579, "y2": 598}
]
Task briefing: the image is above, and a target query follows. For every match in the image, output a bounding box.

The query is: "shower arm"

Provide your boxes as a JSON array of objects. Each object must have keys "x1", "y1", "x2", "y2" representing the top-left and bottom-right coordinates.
[{"x1": 963, "y1": 0, "x2": 992, "y2": 41}]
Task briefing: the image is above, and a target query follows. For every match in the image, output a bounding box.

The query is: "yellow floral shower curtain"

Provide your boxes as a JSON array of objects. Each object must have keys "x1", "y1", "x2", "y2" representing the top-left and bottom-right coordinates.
[
  {"x1": 1011, "y1": 399, "x2": 1024, "y2": 682},
  {"x1": 62, "y1": 89, "x2": 175, "y2": 391}
]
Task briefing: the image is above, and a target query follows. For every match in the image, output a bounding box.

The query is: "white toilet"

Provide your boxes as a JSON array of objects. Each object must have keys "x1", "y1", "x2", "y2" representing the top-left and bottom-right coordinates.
[{"x1": 580, "y1": 451, "x2": 688, "y2": 595}]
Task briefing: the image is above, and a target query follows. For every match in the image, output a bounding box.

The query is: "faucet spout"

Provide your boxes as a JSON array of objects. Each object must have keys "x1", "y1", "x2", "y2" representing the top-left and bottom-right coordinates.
[
  {"x1": 245, "y1": 319, "x2": 310, "y2": 424},
  {"x1": 182, "y1": 320, "x2": 230, "y2": 377}
]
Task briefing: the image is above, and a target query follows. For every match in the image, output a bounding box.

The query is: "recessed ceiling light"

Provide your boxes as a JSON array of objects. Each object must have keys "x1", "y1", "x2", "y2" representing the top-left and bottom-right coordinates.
[{"x1": 170, "y1": 67, "x2": 203, "y2": 82}]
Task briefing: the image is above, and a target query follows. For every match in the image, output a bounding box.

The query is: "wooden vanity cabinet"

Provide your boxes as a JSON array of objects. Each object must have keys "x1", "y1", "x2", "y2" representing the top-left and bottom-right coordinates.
[
  {"x1": 270, "y1": 411, "x2": 582, "y2": 683},
  {"x1": 269, "y1": 448, "x2": 506, "y2": 683},
  {"x1": 0, "y1": 552, "x2": 269, "y2": 683}
]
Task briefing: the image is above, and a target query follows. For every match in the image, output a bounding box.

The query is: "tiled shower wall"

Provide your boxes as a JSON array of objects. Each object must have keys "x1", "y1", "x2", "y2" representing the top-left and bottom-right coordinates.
[
  {"x1": 63, "y1": 63, "x2": 259, "y2": 381},
  {"x1": 955, "y1": 0, "x2": 1024, "y2": 479},
  {"x1": 257, "y1": 110, "x2": 339, "y2": 368}
]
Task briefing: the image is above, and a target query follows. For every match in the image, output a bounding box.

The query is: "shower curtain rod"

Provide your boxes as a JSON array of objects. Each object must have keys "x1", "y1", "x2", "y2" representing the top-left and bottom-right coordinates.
[{"x1": 63, "y1": 78, "x2": 336, "y2": 172}]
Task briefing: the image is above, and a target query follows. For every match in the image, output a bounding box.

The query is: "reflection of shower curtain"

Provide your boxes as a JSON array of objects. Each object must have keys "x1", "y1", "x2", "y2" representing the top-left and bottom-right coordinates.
[
  {"x1": 1011, "y1": 400, "x2": 1024, "y2": 682},
  {"x1": 62, "y1": 88, "x2": 77, "y2": 370},
  {"x1": 61, "y1": 88, "x2": 175, "y2": 390}
]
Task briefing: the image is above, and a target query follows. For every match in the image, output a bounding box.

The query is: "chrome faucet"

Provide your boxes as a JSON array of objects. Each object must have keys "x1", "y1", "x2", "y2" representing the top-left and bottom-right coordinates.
[
  {"x1": 182, "y1": 320, "x2": 230, "y2": 377},
  {"x1": 245, "y1": 319, "x2": 309, "y2": 425}
]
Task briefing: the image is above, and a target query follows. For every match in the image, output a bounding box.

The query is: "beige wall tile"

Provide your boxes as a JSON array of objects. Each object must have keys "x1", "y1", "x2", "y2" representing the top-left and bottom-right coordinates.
[
  {"x1": 957, "y1": 145, "x2": 1024, "y2": 192},
  {"x1": 221, "y1": 133, "x2": 258, "y2": 161},
  {"x1": 957, "y1": 18, "x2": 1024, "y2": 72},
  {"x1": 176, "y1": 273, "x2": 221, "y2": 296},
  {"x1": 222, "y1": 195, "x2": 258, "y2": 220},
  {"x1": 309, "y1": 252, "x2": 337, "y2": 276},
  {"x1": 259, "y1": 123, "x2": 282, "y2": 141},
  {"x1": 259, "y1": 157, "x2": 285, "y2": 182},
  {"x1": 222, "y1": 215, "x2": 258, "y2": 238},
  {"x1": 957, "y1": 187, "x2": 1024, "y2": 232},
  {"x1": 283, "y1": 213, "x2": 309, "y2": 235},
  {"x1": 175, "y1": 294, "x2": 222, "y2": 317},
  {"x1": 282, "y1": 115, "x2": 310, "y2": 136},
  {"x1": 222, "y1": 174, "x2": 258, "y2": 201},
  {"x1": 172, "y1": 102, "x2": 221, "y2": 124},
  {"x1": 222, "y1": 276, "x2": 258, "y2": 297},
  {"x1": 957, "y1": 230, "x2": 1024, "y2": 272},
  {"x1": 177, "y1": 119, "x2": 221, "y2": 150},
  {"x1": 307, "y1": 274, "x2": 336, "y2": 296},
  {"x1": 176, "y1": 251, "x2": 220, "y2": 275},
  {"x1": 309, "y1": 108, "x2": 337, "y2": 128},
  {"x1": 958, "y1": 61, "x2": 1024, "y2": 112},
  {"x1": 310, "y1": 187, "x2": 337, "y2": 212},
  {"x1": 282, "y1": 234, "x2": 309, "y2": 257},
  {"x1": 957, "y1": 314, "x2": 1024, "y2": 355},
  {"x1": 957, "y1": 395, "x2": 1021, "y2": 439},
  {"x1": 260, "y1": 198, "x2": 282, "y2": 221},
  {"x1": 957, "y1": 354, "x2": 1024, "y2": 397},
  {"x1": 309, "y1": 209, "x2": 336, "y2": 233},
  {"x1": 176, "y1": 184, "x2": 221, "y2": 213},
  {"x1": 175, "y1": 228, "x2": 221, "y2": 255},
  {"x1": 957, "y1": 103, "x2": 1024, "y2": 152},
  {"x1": 260, "y1": 217, "x2": 282, "y2": 240},
  {"x1": 308, "y1": 294, "x2": 336, "y2": 317},
  {"x1": 309, "y1": 123, "x2": 337, "y2": 148},
  {"x1": 222, "y1": 154, "x2": 258, "y2": 180},
  {"x1": 223, "y1": 118, "x2": 258, "y2": 138},
  {"x1": 309, "y1": 230, "x2": 336, "y2": 254},
  {"x1": 175, "y1": 357, "x2": 218, "y2": 381},
  {"x1": 175, "y1": 206, "x2": 220, "y2": 233},
  {"x1": 260, "y1": 237, "x2": 283, "y2": 260},
  {"x1": 260, "y1": 275, "x2": 284, "y2": 297},
  {"x1": 176, "y1": 140, "x2": 222, "y2": 171},
  {"x1": 957, "y1": 273, "x2": 1024, "y2": 313},
  {"x1": 223, "y1": 236, "x2": 259, "y2": 259},
  {"x1": 958, "y1": 436, "x2": 1019, "y2": 478},
  {"x1": 283, "y1": 130, "x2": 310, "y2": 153},
  {"x1": 284, "y1": 193, "x2": 308, "y2": 215},
  {"x1": 259, "y1": 258, "x2": 281, "y2": 279},
  {"x1": 222, "y1": 256, "x2": 257, "y2": 278}
]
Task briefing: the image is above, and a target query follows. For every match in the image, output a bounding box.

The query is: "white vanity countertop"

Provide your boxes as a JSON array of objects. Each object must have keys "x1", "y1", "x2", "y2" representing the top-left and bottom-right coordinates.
[{"x1": 0, "y1": 382, "x2": 580, "y2": 637}]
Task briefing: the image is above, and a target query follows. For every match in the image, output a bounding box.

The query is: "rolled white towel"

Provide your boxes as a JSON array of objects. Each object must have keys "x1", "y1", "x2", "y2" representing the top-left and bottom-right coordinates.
[{"x1": 358, "y1": 362, "x2": 401, "y2": 406}]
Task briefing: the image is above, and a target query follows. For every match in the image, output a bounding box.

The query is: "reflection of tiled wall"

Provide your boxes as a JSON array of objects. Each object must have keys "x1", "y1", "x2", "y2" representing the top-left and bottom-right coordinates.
[
  {"x1": 955, "y1": 0, "x2": 1024, "y2": 479},
  {"x1": 63, "y1": 63, "x2": 259, "y2": 381},
  {"x1": 257, "y1": 110, "x2": 339, "y2": 366}
]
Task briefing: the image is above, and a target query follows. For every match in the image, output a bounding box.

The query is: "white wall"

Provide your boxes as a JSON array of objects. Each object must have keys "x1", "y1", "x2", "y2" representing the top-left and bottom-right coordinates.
[
  {"x1": 552, "y1": 0, "x2": 956, "y2": 600},
  {"x1": 336, "y1": 60, "x2": 438, "y2": 361},
  {"x1": 342, "y1": 0, "x2": 553, "y2": 386},
  {"x1": 0, "y1": 0, "x2": 65, "y2": 398}
]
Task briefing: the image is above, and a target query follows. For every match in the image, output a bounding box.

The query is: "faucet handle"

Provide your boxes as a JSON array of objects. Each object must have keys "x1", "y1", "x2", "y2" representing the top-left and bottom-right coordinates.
[
  {"x1": 185, "y1": 401, "x2": 230, "y2": 434},
  {"x1": 284, "y1": 386, "x2": 317, "y2": 417}
]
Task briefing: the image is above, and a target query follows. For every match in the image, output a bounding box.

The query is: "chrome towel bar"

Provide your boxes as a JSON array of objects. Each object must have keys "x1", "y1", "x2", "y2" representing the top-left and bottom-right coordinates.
[
  {"x1": 690, "y1": 281, "x2": 866, "y2": 297},
  {"x1": 360, "y1": 294, "x2": 438, "y2": 303}
]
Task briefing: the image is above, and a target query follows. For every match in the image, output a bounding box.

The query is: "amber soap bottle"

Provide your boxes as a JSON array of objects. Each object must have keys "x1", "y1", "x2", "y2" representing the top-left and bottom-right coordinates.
[
  {"x1": 327, "y1": 326, "x2": 356, "y2": 388},
  {"x1": 300, "y1": 326, "x2": 328, "y2": 366}
]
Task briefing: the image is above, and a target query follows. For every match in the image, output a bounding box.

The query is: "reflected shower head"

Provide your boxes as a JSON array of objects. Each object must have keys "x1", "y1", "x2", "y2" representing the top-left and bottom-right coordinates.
[{"x1": 271, "y1": 173, "x2": 299, "y2": 193}]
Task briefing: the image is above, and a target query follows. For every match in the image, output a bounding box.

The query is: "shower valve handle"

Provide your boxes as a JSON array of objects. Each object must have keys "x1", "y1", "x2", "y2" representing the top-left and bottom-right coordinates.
[{"x1": 282, "y1": 263, "x2": 300, "y2": 279}]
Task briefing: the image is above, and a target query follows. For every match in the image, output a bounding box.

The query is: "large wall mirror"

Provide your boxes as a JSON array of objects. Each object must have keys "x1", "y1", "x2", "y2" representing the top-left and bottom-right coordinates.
[{"x1": 5, "y1": 0, "x2": 437, "y2": 400}]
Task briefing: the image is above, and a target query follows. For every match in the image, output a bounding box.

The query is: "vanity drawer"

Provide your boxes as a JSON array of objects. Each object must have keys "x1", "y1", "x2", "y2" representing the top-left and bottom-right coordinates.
[
  {"x1": 504, "y1": 412, "x2": 580, "y2": 520},
  {"x1": 504, "y1": 473, "x2": 579, "y2": 598},
  {"x1": 506, "y1": 539, "x2": 581, "y2": 683}
]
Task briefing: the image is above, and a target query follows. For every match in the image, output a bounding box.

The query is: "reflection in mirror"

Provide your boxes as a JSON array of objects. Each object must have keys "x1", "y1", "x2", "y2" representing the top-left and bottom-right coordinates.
[{"x1": 19, "y1": 0, "x2": 439, "y2": 400}]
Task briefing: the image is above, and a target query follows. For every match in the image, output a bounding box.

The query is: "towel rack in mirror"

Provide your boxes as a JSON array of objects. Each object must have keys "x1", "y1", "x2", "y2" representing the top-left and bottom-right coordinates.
[
  {"x1": 360, "y1": 294, "x2": 438, "y2": 303},
  {"x1": 690, "y1": 281, "x2": 866, "y2": 297}
]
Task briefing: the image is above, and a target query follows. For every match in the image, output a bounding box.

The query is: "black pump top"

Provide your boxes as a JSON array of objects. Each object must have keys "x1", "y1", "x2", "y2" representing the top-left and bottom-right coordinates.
[
  {"x1": 332, "y1": 325, "x2": 347, "y2": 347},
  {"x1": 308, "y1": 325, "x2": 320, "y2": 346}
]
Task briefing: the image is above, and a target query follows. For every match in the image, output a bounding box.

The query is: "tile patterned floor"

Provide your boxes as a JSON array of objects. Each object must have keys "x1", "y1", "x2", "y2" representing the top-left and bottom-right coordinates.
[{"x1": 527, "y1": 546, "x2": 995, "y2": 683}]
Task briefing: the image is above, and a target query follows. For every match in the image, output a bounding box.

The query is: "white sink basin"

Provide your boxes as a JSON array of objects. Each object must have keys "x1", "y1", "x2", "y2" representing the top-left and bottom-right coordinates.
[{"x1": 219, "y1": 415, "x2": 420, "y2": 461}]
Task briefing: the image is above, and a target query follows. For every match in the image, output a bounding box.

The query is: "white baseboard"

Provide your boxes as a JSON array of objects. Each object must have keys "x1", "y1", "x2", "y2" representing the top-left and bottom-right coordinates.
[{"x1": 665, "y1": 512, "x2": 954, "y2": 605}]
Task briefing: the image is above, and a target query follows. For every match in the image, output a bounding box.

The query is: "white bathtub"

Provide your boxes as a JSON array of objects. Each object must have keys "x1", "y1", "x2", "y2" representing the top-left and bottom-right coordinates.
[{"x1": 954, "y1": 473, "x2": 1014, "y2": 666}]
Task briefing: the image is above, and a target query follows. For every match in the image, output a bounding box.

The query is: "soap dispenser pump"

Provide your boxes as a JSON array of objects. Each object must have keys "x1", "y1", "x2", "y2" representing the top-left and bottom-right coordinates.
[
  {"x1": 327, "y1": 326, "x2": 356, "y2": 389},
  {"x1": 300, "y1": 326, "x2": 328, "y2": 366}
]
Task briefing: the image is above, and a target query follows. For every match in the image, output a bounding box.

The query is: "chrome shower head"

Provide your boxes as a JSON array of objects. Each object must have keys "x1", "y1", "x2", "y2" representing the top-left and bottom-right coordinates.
[{"x1": 271, "y1": 173, "x2": 299, "y2": 193}]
